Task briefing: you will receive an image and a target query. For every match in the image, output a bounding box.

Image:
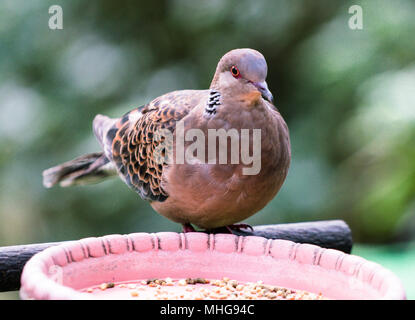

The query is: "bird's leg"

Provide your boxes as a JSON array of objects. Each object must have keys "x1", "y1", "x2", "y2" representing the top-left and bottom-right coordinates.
[{"x1": 182, "y1": 223, "x2": 196, "y2": 233}]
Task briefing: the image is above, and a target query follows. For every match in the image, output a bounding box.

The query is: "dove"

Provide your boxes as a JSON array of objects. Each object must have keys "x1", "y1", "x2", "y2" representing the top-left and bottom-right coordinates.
[{"x1": 43, "y1": 48, "x2": 291, "y2": 233}]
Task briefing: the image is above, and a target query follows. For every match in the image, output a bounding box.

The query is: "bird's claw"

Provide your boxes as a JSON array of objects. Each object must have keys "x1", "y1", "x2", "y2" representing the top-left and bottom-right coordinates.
[
  {"x1": 182, "y1": 223, "x2": 253, "y2": 234},
  {"x1": 225, "y1": 223, "x2": 254, "y2": 233}
]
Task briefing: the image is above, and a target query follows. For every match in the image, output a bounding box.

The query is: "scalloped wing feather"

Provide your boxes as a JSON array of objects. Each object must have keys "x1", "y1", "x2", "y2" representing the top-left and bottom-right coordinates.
[{"x1": 100, "y1": 90, "x2": 203, "y2": 202}]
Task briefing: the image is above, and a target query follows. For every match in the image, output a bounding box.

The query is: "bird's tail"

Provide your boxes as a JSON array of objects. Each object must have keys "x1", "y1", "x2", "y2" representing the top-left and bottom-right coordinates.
[{"x1": 42, "y1": 152, "x2": 116, "y2": 188}]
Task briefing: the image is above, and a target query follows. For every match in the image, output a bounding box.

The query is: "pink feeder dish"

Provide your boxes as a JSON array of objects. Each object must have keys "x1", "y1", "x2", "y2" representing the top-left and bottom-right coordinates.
[{"x1": 20, "y1": 232, "x2": 406, "y2": 300}]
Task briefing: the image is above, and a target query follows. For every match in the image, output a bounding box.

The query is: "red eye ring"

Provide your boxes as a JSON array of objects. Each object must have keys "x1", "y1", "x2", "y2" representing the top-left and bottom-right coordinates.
[{"x1": 230, "y1": 65, "x2": 240, "y2": 78}]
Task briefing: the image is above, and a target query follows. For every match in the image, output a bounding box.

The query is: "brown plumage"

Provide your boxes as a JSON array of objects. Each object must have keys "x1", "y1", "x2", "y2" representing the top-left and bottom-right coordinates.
[{"x1": 43, "y1": 48, "x2": 291, "y2": 232}]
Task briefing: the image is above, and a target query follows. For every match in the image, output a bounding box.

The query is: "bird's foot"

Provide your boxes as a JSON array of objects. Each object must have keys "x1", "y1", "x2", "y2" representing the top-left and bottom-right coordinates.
[
  {"x1": 205, "y1": 223, "x2": 254, "y2": 234},
  {"x1": 182, "y1": 223, "x2": 253, "y2": 234},
  {"x1": 225, "y1": 223, "x2": 254, "y2": 233},
  {"x1": 182, "y1": 223, "x2": 196, "y2": 233}
]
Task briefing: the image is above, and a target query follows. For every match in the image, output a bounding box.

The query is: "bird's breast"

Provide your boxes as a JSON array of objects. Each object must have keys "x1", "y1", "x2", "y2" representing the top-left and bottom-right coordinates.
[
  {"x1": 236, "y1": 91, "x2": 262, "y2": 106},
  {"x1": 151, "y1": 104, "x2": 290, "y2": 229}
]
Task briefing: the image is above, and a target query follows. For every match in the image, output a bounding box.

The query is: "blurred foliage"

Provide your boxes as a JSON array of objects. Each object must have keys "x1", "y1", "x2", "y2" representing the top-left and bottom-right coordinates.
[{"x1": 0, "y1": 0, "x2": 414, "y2": 249}]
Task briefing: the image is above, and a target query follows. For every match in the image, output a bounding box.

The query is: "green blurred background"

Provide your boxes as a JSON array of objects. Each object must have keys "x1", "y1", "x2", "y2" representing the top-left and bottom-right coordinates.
[{"x1": 0, "y1": 0, "x2": 414, "y2": 299}]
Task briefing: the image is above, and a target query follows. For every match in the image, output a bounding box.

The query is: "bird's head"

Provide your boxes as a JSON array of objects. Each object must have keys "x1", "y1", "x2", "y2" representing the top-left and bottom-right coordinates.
[{"x1": 210, "y1": 48, "x2": 273, "y2": 104}]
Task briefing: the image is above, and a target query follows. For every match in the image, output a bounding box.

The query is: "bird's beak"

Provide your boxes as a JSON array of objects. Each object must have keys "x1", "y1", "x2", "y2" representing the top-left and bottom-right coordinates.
[{"x1": 253, "y1": 81, "x2": 273, "y2": 103}]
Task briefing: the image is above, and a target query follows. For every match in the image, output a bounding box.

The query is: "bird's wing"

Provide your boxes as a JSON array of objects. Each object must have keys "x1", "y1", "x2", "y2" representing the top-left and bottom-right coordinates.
[{"x1": 97, "y1": 90, "x2": 205, "y2": 202}]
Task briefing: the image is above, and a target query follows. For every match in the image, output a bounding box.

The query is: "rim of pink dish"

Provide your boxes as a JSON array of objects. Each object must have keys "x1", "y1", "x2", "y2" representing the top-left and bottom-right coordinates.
[{"x1": 20, "y1": 232, "x2": 406, "y2": 300}]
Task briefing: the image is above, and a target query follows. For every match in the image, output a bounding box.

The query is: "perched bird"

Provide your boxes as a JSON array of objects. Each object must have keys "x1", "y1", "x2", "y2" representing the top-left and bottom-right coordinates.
[{"x1": 43, "y1": 48, "x2": 291, "y2": 233}]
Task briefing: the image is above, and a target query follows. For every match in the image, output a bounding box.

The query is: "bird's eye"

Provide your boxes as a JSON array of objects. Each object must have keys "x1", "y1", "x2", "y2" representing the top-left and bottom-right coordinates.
[{"x1": 230, "y1": 65, "x2": 240, "y2": 78}]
